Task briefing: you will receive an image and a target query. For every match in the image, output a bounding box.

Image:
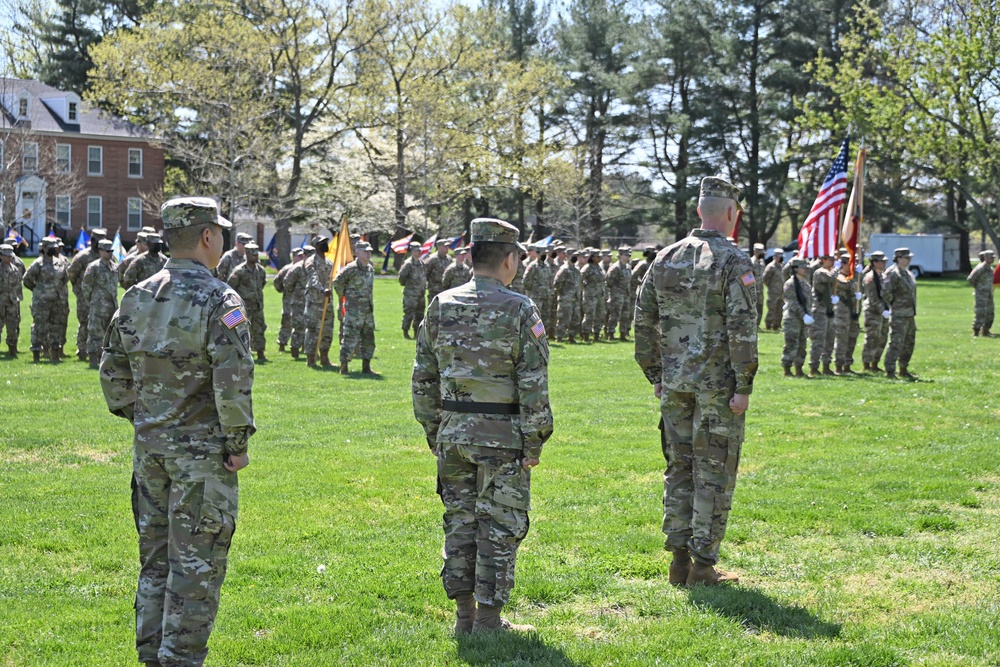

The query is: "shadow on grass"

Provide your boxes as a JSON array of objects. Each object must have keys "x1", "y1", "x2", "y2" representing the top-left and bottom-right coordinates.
[
  {"x1": 457, "y1": 630, "x2": 581, "y2": 667},
  {"x1": 687, "y1": 585, "x2": 841, "y2": 639}
]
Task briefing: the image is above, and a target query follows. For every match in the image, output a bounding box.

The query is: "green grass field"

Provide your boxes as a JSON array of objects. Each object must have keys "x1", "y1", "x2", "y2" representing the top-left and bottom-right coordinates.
[{"x1": 2, "y1": 274, "x2": 999, "y2": 666}]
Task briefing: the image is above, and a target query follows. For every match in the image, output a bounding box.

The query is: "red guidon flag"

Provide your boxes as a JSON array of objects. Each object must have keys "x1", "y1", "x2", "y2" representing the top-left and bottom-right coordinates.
[
  {"x1": 840, "y1": 145, "x2": 866, "y2": 279},
  {"x1": 993, "y1": 262, "x2": 1000, "y2": 288},
  {"x1": 798, "y1": 137, "x2": 850, "y2": 259}
]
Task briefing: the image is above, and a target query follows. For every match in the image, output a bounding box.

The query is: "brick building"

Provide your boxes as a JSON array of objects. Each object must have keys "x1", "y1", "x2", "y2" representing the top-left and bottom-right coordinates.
[{"x1": 1, "y1": 78, "x2": 164, "y2": 254}]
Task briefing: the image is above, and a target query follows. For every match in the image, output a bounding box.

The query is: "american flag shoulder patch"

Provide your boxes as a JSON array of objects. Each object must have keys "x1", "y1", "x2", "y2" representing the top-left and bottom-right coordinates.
[
  {"x1": 221, "y1": 307, "x2": 247, "y2": 329},
  {"x1": 741, "y1": 272, "x2": 756, "y2": 287},
  {"x1": 531, "y1": 319, "x2": 546, "y2": 339}
]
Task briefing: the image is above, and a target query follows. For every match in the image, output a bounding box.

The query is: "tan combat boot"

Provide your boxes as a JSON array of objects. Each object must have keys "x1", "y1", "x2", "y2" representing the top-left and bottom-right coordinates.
[
  {"x1": 668, "y1": 549, "x2": 692, "y2": 586},
  {"x1": 900, "y1": 367, "x2": 918, "y2": 381},
  {"x1": 320, "y1": 351, "x2": 333, "y2": 367},
  {"x1": 794, "y1": 365, "x2": 805, "y2": 377},
  {"x1": 809, "y1": 364, "x2": 820, "y2": 378},
  {"x1": 454, "y1": 592, "x2": 477, "y2": 634},
  {"x1": 89, "y1": 353, "x2": 100, "y2": 370},
  {"x1": 256, "y1": 350, "x2": 267, "y2": 363},
  {"x1": 822, "y1": 362, "x2": 835, "y2": 376},
  {"x1": 290, "y1": 347, "x2": 299, "y2": 360},
  {"x1": 32, "y1": 350, "x2": 40, "y2": 363},
  {"x1": 983, "y1": 329, "x2": 993, "y2": 337},
  {"x1": 340, "y1": 362, "x2": 349, "y2": 375},
  {"x1": 278, "y1": 343, "x2": 286, "y2": 352},
  {"x1": 581, "y1": 332, "x2": 590, "y2": 342},
  {"x1": 862, "y1": 362, "x2": 870, "y2": 371},
  {"x1": 973, "y1": 327, "x2": 980, "y2": 337},
  {"x1": 403, "y1": 329, "x2": 411, "y2": 340},
  {"x1": 783, "y1": 366, "x2": 793, "y2": 377},
  {"x1": 886, "y1": 368, "x2": 896, "y2": 379},
  {"x1": 362, "y1": 359, "x2": 379, "y2": 375},
  {"x1": 307, "y1": 353, "x2": 317, "y2": 367},
  {"x1": 472, "y1": 603, "x2": 536, "y2": 633},
  {"x1": 7, "y1": 344, "x2": 17, "y2": 357},
  {"x1": 842, "y1": 365, "x2": 853, "y2": 374},
  {"x1": 686, "y1": 562, "x2": 739, "y2": 586}
]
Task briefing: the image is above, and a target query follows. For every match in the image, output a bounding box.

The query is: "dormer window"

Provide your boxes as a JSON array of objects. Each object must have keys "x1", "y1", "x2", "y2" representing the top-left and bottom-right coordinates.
[
  {"x1": 68, "y1": 102, "x2": 77, "y2": 121},
  {"x1": 18, "y1": 98, "x2": 28, "y2": 118}
]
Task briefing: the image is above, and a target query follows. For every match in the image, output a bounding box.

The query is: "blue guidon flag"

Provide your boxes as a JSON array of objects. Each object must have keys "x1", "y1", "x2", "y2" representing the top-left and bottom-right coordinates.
[{"x1": 221, "y1": 307, "x2": 247, "y2": 329}]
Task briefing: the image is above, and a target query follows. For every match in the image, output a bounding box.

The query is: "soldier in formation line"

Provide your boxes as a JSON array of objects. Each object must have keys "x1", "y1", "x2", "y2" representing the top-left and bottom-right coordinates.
[
  {"x1": 398, "y1": 241, "x2": 427, "y2": 339},
  {"x1": 80, "y1": 239, "x2": 119, "y2": 368},
  {"x1": 67, "y1": 227, "x2": 107, "y2": 360},
  {"x1": 808, "y1": 253, "x2": 837, "y2": 377},
  {"x1": 228, "y1": 243, "x2": 268, "y2": 362},
  {"x1": 273, "y1": 246, "x2": 307, "y2": 357},
  {"x1": 214, "y1": 231, "x2": 251, "y2": 282},
  {"x1": 4, "y1": 233, "x2": 27, "y2": 276},
  {"x1": 0, "y1": 243, "x2": 23, "y2": 356},
  {"x1": 580, "y1": 248, "x2": 605, "y2": 341},
  {"x1": 604, "y1": 246, "x2": 632, "y2": 341},
  {"x1": 334, "y1": 241, "x2": 377, "y2": 375},
  {"x1": 521, "y1": 244, "x2": 550, "y2": 330},
  {"x1": 781, "y1": 257, "x2": 812, "y2": 376},
  {"x1": 441, "y1": 246, "x2": 472, "y2": 291},
  {"x1": 861, "y1": 251, "x2": 890, "y2": 371},
  {"x1": 118, "y1": 226, "x2": 157, "y2": 286},
  {"x1": 23, "y1": 236, "x2": 70, "y2": 362},
  {"x1": 762, "y1": 248, "x2": 784, "y2": 331},
  {"x1": 882, "y1": 247, "x2": 919, "y2": 379},
  {"x1": 553, "y1": 248, "x2": 582, "y2": 343},
  {"x1": 425, "y1": 239, "x2": 452, "y2": 303},
  {"x1": 967, "y1": 249, "x2": 994, "y2": 337},
  {"x1": 123, "y1": 233, "x2": 167, "y2": 289},
  {"x1": 751, "y1": 243, "x2": 766, "y2": 326},
  {"x1": 303, "y1": 237, "x2": 335, "y2": 368},
  {"x1": 832, "y1": 255, "x2": 862, "y2": 374}
]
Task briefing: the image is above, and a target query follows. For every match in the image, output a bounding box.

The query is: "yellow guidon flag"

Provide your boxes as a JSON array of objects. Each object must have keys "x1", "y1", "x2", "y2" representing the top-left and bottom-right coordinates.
[{"x1": 316, "y1": 216, "x2": 355, "y2": 356}]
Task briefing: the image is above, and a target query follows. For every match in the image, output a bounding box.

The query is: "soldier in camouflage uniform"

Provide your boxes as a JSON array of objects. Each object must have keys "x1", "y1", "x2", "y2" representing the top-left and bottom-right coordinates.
[
  {"x1": 522, "y1": 245, "x2": 551, "y2": 329},
  {"x1": 751, "y1": 243, "x2": 766, "y2": 326},
  {"x1": 413, "y1": 217, "x2": 552, "y2": 634},
  {"x1": 629, "y1": 246, "x2": 656, "y2": 335},
  {"x1": 634, "y1": 177, "x2": 757, "y2": 586},
  {"x1": 882, "y1": 247, "x2": 918, "y2": 379},
  {"x1": 23, "y1": 237, "x2": 70, "y2": 362},
  {"x1": 398, "y1": 242, "x2": 428, "y2": 339},
  {"x1": 762, "y1": 248, "x2": 784, "y2": 330},
  {"x1": 0, "y1": 244, "x2": 23, "y2": 356},
  {"x1": 4, "y1": 234, "x2": 27, "y2": 276},
  {"x1": 334, "y1": 241, "x2": 377, "y2": 375},
  {"x1": 580, "y1": 249, "x2": 606, "y2": 342},
  {"x1": 214, "y1": 231, "x2": 251, "y2": 282},
  {"x1": 781, "y1": 257, "x2": 812, "y2": 376},
  {"x1": 123, "y1": 234, "x2": 167, "y2": 289},
  {"x1": 604, "y1": 246, "x2": 632, "y2": 340},
  {"x1": 832, "y1": 255, "x2": 862, "y2": 374},
  {"x1": 425, "y1": 239, "x2": 452, "y2": 303},
  {"x1": 967, "y1": 249, "x2": 995, "y2": 336},
  {"x1": 808, "y1": 253, "x2": 836, "y2": 376},
  {"x1": 303, "y1": 238, "x2": 335, "y2": 367},
  {"x1": 553, "y1": 249, "x2": 582, "y2": 343},
  {"x1": 67, "y1": 227, "x2": 107, "y2": 360},
  {"x1": 861, "y1": 251, "x2": 890, "y2": 371},
  {"x1": 119, "y1": 231, "x2": 149, "y2": 287},
  {"x1": 273, "y1": 247, "x2": 305, "y2": 355},
  {"x1": 100, "y1": 197, "x2": 255, "y2": 667},
  {"x1": 228, "y1": 243, "x2": 268, "y2": 362},
  {"x1": 509, "y1": 248, "x2": 527, "y2": 293},
  {"x1": 80, "y1": 239, "x2": 119, "y2": 368},
  {"x1": 441, "y1": 246, "x2": 472, "y2": 291}
]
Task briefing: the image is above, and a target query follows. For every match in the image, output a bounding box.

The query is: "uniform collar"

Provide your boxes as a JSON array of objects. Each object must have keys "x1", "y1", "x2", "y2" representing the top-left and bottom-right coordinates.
[
  {"x1": 164, "y1": 258, "x2": 212, "y2": 274},
  {"x1": 692, "y1": 228, "x2": 724, "y2": 239},
  {"x1": 474, "y1": 275, "x2": 505, "y2": 289}
]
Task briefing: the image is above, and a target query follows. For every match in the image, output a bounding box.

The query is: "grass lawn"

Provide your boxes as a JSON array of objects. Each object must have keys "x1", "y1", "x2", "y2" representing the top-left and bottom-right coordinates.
[{"x1": 1, "y1": 273, "x2": 999, "y2": 666}]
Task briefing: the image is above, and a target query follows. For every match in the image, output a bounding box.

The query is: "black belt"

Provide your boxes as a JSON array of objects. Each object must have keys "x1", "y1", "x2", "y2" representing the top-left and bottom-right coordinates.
[{"x1": 442, "y1": 400, "x2": 520, "y2": 415}]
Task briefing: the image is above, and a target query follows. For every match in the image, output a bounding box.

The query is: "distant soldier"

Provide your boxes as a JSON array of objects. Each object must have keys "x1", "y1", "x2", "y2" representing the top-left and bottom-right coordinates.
[
  {"x1": 751, "y1": 243, "x2": 766, "y2": 326},
  {"x1": 80, "y1": 239, "x2": 119, "y2": 368},
  {"x1": 67, "y1": 227, "x2": 107, "y2": 360},
  {"x1": 553, "y1": 249, "x2": 582, "y2": 343},
  {"x1": 122, "y1": 233, "x2": 167, "y2": 289},
  {"x1": 861, "y1": 251, "x2": 890, "y2": 372},
  {"x1": 600, "y1": 249, "x2": 613, "y2": 274},
  {"x1": 629, "y1": 246, "x2": 656, "y2": 335},
  {"x1": 334, "y1": 241, "x2": 377, "y2": 375},
  {"x1": 832, "y1": 255, "x2": 862, "y2": 374},
  {"x1": 762, "y1": 248, "x2": 785, "y2": 330},
  {"x1": 522, "y1": 245, "x2": 548, "y2": 326},
  {"x1": 4, "y1": 234, "x2": 27, "y2": 276},
  {"x1": 413, "y1": 217, "x2": 551, "y2": 634},
  {"x1": 882, "y1": 248, "x2": 918, "y2": 379},
  {"x1": 509, "y1": 248, "x2": 527, "y2": 294},
  {"x1": 967, "y1": 249, "x2": 995, "y2": 337},
  {"x1": 303, "y1": 238, "x2": 335, "y2": 367},
  {"x1": 398, "y1": 241, "x2": 428, "y2": 339},
  {"x1": 0, "y1": 244, "x2": 23, "y2": 356},
  {"x1": 808, "y1": 253, "x2": 836, "y2": 376},
  {"x1": 441, "y1": 246, "x2": 472, "y2": 291},
  {"x1": 228, "y1": 243, "x2": 268, "y2": 362},
  {"x1": 604, "y1": 247, "x2": 632, "y2": 340},
  {"x1": 782, "y1": 251, "x2": 796, "y2": 281},
  {"x1": 23, "y1": 237, "x2": 70, "y2": 362},
  {"x1": 273, "y1": 247, "x2": 306, "y2": 355},
  {"x1": 425, "y1": 239, "x2": 452, "y2": 302},
  {"x1": 215, "y1": 231, "x2": 251, "y2": 282},
  {"x1": 580, "y1": 249, "x2": 605, "y2": 342},
  {"x1": 781, "y1": 257, "x2": 812, "y2": 376},
  {"x1": 119, "y1": 231, "x2": 149, "y2": 286}
]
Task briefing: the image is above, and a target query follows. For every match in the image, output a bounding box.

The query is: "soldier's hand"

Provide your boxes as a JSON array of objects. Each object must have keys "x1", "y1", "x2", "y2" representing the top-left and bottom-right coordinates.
[
  {"x1": 324, "y1": 289, "x2": 332, "y2": 297},
  {"x1": 522, "y1": 457, "x2": 540, "y2": 470},
  {"x1": 729, "y1": 393, "x2": 750, "y2": 416},
  {"x1": 224, "y1": 453, "x2": 250, "y2": 472},
  {"x1": 654, "y1": 382, "x2": 662, "y2": 399}
]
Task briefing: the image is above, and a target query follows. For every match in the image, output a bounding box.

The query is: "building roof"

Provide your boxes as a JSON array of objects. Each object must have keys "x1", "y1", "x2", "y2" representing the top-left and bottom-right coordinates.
[{"x1": 0, "y1": 78, "x2": 152, "y2": 140}]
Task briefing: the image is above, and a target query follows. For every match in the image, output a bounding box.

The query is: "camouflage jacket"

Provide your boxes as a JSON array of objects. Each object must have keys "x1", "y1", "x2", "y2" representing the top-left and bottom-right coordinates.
[
  {"x1": 272, "y1": 261, "x2": 296, "y2": 296},
  {"x1": 834, "y1": 273, "x2": 861, "y2": 315},
  {"x1": 630, "y1": 259, "x2": 651, "y2": 296},
  {"x1": 123, "y1": 251, "x2": 167, "y2": 289},
  {"x1": 553, "y1": 263, "x2": 581, "y2": 301},
  {"x1": 23, "y1": 255, "x2": 69, "y2": 301},
  {"x1": 634, "y1": 228, "x2": 758, "y2": 395},
  {"x1": 100, "y1": 258, "x2": 255, "y2": 456},
  {"x1": 811, "y1": 267, "x2": 836, "y2": 315},
  {"x1": 81, "y1": 258, "x2": 119, "y2": 312},
  {"x1": 509, "y1": 261, "x2": 526, "y2": 294},
  {"x1": 282, "y1": 261, "x2": 307, "y2": 305},
  {"x1": 441, "y1": 262, "x2": 473, "y2": 291},
  {"x1": 228, "y1": 261, "x2": 267, "y2": 310},
  {"x1": 304, "y1": 254, "x2": 334, "y2": 303},
  {"x1": 882, "y1": 263, "x2": 917, "y2": 317},
  {"x1": 967, "y1": 262, "x2": 994, "y2": 296},
  {"x1": 398, "y1": 256, "x2": 428, "y2": 295},
  {"x1": 782, "y1": 276, "x2": 812, "y2": 318},
  {"x1": 118, "y1": 252, "x2": 139, "y2": 286},
  {"x1": 333, "y1": 260, "x2": 375, "y2": 314},
  {"x1": 0, "y1": 260, "x2": 23, "y2": 304},
  {"x1": 605, "y1": 261, "x2": 631, "y2": 297},
  {"x1": 763, "y1": 260, "x2": 784, "y2": 292},
  {"x1": 67, "y1": 247, "x2": 98, "y2": 292},
  {"x1": 581, "y1": 262, "x2": 605, "y2": 300},
  {"x1": 752, "y1": 256, "x2": 766, "y2": 296},
  {"x1": 425, "y1": 253, "x2": 452, "y2": 298},
  {"x1": 215, "y1": 247, "x2": 246, "y2": 283},
  {"x1": 412, "y1": 276, "x2": 553, "y2": 460},
  {"x1": 862, "y1": 269, "x2": 888, "y2": 312},
  {"x1": 522, "y1": 259, "x2": 551, "y2": 302}
]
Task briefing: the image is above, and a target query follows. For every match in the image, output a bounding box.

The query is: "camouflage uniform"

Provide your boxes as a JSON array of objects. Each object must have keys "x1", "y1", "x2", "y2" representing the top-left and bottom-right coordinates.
[
  {"x1": 808, "y1": 265, "x2": 836, "y2": 370},
  {"x1": 580, "y1": 259, "x2": 605, "y2": 339},
  {"x1": 272, "y1": 257, "x2": 299, "y2": 348},
  {"x1": 303, "y1": 253, "x2": 335, "y2": 359},
  {"x1": 967, "y1": 259, "x2": 995, "y2": 334},
  {"x1": 762, "y1": 258, "x2": 784, "y2": 330},
  {"x1": 228, "y1": 260, "x2": 268, "y2": 354},
  {"x1": 882, "y1": 260, "x2": 917, "y2": 374},
  {"x1": 412, "y1": 221, "x2": 552, "y2": 611},
  {"x1": 553, "y1": 261, "x2": 581, "y2": 341},
  {"x1": 629, "y1": 254, "x2": 653, "y2": 333},
  {"x1": 123, "y1": 251, "x2": 167, "y2": 289},
  {"x1": 398, "y1": 253, "x2": 428, "y2": 336},
  {"x1": 509, "y1": 259, "x2": 526, "y2": 294},
  {"x1": 214, "y1": 247, "x2": 245, "y2": 283},
  {"x1": 333, "y1": 258, "x2": 376, "y2": 364},
  {"x1": 781, "y1": 271, "x2": 812, "y2": 369},
  {"x1": 833, "y1": 272, "x2": 861, "y2": 369},
  {"x1": 861, "y1": 266, "x2": 890, "y2": 366},
  {"x1": 441, "y1": 261, "x2": 473, "y2": 291},
  {"x1": 425, "y1": 249, "x2": 452, "y2": 303},
  {"x1": 22, "y1": 250, "x2": 70, "y2": 355},
  {"x1": 0, "y1": 248, "x2": 23, "y2": 351},
  {"x1": 522, "y1": 256, "x2": 551, "y2": 329},
  {"x1": 751, "y1": 252, "x2": 766, "y2": 325},
  {"x1": 80, "y1": 256, "x2": 119, "y2": 357},
  {"x1": 67, "y1": 245, "x2": 99, "y2": 356},
  {"x1": 604, "y1": 256, "x2": 631, "y2": 338},
  {"x1": 634, "y1": 228, "x2": 758, "y2": 567},
  {"x1": 100, "y1": 197, "x2": 254, "y2": 667}
]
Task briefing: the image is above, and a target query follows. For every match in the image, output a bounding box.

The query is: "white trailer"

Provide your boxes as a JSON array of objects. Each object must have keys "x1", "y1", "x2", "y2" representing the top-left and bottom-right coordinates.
[{"x1": 867, "y1": 233, "x2": 962, "y2": 276}]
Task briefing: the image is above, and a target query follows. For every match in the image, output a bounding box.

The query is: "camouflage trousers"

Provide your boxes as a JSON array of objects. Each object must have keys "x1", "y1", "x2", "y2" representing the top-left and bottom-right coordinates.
[
  {"x1": 0, "y1": 301, "x2": 20, "y2": 346},
  {"x1": 277, "y1": 298, "x2": 304, "y2": 349},
  {"x1": 883, "y1": 315, "x2": 916, "y2": 372},
  {"x1": 808, "y1": 310, "x2": 835, "y2": 367},
  {"x1": 340, "y1": 310, "x2": 375, "y2": 363},
  {"x1": 833, "y1": 304, "x2": 860, "y2": 367},
  {"x1": 303, "y1": 296, "x2": 335, "y2": 356},
  {"x1": 755, "y1": 288, "x2": 764, "y2": 326},
  {"x1": 862, "y1": 309, "x2": 889, "y2": 364},
  {"x1": 780, "y1": 312, "x2": 808, "y2": 368},
  {"x1": 605, "y1": 292, "x2": 630, "y2": 336},
  {"x1": 555, "y1": 296, "x2": 580, "y2": 340},
  {"x1": 765, "y1": 292, "x2": 784, "y2": 330},
  {"x1": 660, "y1": 390, "x2": 744, "y2": 565},
  {"x1": 74, "y1": 290, "x2": 89, "y2": 354},
  {"x1": 86, "y1": 299, "x2": 116, "y2": 356},
  {"x1": 245, "y1": 305, "x2": 266, "y2": 352},
  {"x1": 437, "y1": 443, "x2": 530, "y2": 606},
  {"x1": 131, "y1": 445, "x2": 238, "y2": 667},
  {"x1": 581, "y1": 294, "x2": 602, "y2": 337},
  {"x1": 30, "y1": 297, "x2": 68, "y2": 352},
  {"x1": 401, "y1": 292, "x2": 426, "y2": 335},
  {"x1": 973, "y1": 290, "x2": 994, "y2": 331}
]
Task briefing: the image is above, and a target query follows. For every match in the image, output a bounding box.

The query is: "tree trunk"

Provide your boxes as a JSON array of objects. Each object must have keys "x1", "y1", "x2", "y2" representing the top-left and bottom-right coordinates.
[
  {"x1": 746, "y1": 4, "x2": 762, "y2": 247},
  {"x1": 395, "y1": 125, "x2": 407, "y2": 229}
]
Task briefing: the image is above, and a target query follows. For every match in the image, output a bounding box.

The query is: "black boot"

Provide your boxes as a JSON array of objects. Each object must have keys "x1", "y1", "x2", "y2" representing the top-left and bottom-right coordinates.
[{"x1": 362, "y1": 359, "x2": 378, "y2": 375}]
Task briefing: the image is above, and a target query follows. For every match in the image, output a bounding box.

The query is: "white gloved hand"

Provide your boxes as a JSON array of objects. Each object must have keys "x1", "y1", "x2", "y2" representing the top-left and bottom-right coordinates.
[
  {"x1": 803, "y1": 314, "x2": 815, "y2": 325},
  {"x1": 834, "y1": 260, "x2": 842, "y2": 271},
  {"x1": 855, "y1": 291, "x2": 863, "y2": 301},
  {"x1": 882, "y1": 309, "x2": 891, "y2": 319},
  {"x1": 830, "y1": 295, "x2": 840, "y2": 305}
]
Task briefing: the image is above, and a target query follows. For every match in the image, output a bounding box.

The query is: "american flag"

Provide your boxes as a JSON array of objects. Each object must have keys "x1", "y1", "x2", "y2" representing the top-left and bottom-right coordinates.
[
  {"x1": 390, "y1": 233, "x2": 414, "y2": 254},
  {"x1": 798, "y1": 137, "x2": 850, "y2": 259},
  {"x1": 420, "y1": 233, "x2": 438, "y2": 259}
]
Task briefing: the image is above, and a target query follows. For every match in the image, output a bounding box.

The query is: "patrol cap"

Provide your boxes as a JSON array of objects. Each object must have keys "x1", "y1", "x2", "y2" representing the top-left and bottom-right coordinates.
[
  {"x1": 355, "y1": 241, "x2": 373, "y2": 252},
  {"x1": 435, "y1": 238, "x2": 449, "y2": 247},
  {"x1": 160, "y1": 197, "x2": 231, "y2": 229},
  {"x1": 699, "y1": 176, "x2": 745, "y2": 211},
  {"x1": 244, "y1": 242, "x2": 259, "y2": 252},
  {"x1": 0, "y1": 244, "x2": 13, "y2": 256},
  {"x1": 470, "y1": 218, "x2": 525, "y2": 252},
  {"x1": 311, "y1": 234, "x2": 328, "y2": 246},
  {"x1": 818, "y1": 252, "x2": 834, "y2": 259},
  {"x1": 789, "y1": 257, "x2": 809, "y2": 268},
  {"x1": 293, "y1": 247, "x2": 305, "y2": 257},
  {"x1": 869, "y1": 250, "x2": 887, "y2": 261},
  {"x1": 55, "y1": 238, "x2": 64, "y2": 247},
  {"x1": 408, "y1": 241, "x2": 422, "y2": 250},
  {"x1": 753, "y1": 243, "x2": 764, "y2": 251},
  {"x1": 97, "y1": 239, "x2": 114, "y2": 251},
  {"x1": 303, "y1": 244, "x2": 316, "y2": 254},
  {"x1": 455, "y1": 246, "x2": 468, "y2": 255},
  {"x1": 979, "y1": 250, "x2": 994, "y2": 259},
  {"x1": 145, "y1": 233, "x2": 161, "y2": 244},
  {"x1": 236, "y1": 232, "x2": 253, "y2": 243},
  {"x1": 91, "y1": 228, "x2": 108, "y2": 239},
  {"x1": 618, "y1": 246, "x2": 631, "y2": 254},
  {"x1": 773, "y1": 248, "x2": 784, "y2": 255},
  {"x1": 601, "y1": 249, "x2": 611, "y2": 257},
  {"x1": 839, "y1": 253, "x2": 850, "y2": 261},
  {"x1": 140, "y1": 226, "x2": 157, "y2": 235},
  {"x1": 893, "y1": 247, "x2": 913, "y2": 259},
  {"x1": 136, "y1": 230, "x2": 148, "y2": 241}
]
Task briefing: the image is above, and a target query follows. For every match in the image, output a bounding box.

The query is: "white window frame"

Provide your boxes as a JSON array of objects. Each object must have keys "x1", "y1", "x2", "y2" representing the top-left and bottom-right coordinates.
[
  {"x1": 22, "y1": 142, "x2": 38, "y2": 172},
  {"x1": 128, "y1": 148, "x2": 143, "y2": 178},
  {"x1": 127, "y1": 197, "x2": 142, "y2": 230},
  {"x1": 56, "y1": 195, "x2": 71, "y2": 227},
  {"x1": 56, "y1": 144, "x2": 71, "y2": 173},
  {"x1": 68, "y1": 102, "x2": 77, "y2": 122},
  {"x1": 87, "y1": 145, "x2": 103, "y2": 176},
  {"x1": 87, "y1": 196, "x2": 102, "y2": 229}
]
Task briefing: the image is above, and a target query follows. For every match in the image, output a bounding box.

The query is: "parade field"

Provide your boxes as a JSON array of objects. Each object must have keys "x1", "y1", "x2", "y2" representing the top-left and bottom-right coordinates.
[{"x1": 2, "y1": 276, "x2": 1000, "y2": 667}]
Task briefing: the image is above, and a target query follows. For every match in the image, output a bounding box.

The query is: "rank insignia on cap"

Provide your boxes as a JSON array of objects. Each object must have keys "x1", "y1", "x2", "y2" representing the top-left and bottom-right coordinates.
[
  {"x1": 741, "y1": 272, "x2": 755, "y2": 287},
  {"x1": 221, "y1": 308, "x2": 247, "y2": 329},
  {"x1": 531, "y1": 318, "x2": 545, "y2": 339}
]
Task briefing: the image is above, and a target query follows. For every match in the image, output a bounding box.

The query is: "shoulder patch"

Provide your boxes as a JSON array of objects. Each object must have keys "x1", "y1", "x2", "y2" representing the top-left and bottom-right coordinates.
[
  {"x1": 531, "y1": 318, "x2": 546, "y2": 339},
  {"x1": 741, "y1": 272, "x2": 756, "y2": 287},
  {"x1": 221, "y1": 307, "x2": 247, "y2": 329}
]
